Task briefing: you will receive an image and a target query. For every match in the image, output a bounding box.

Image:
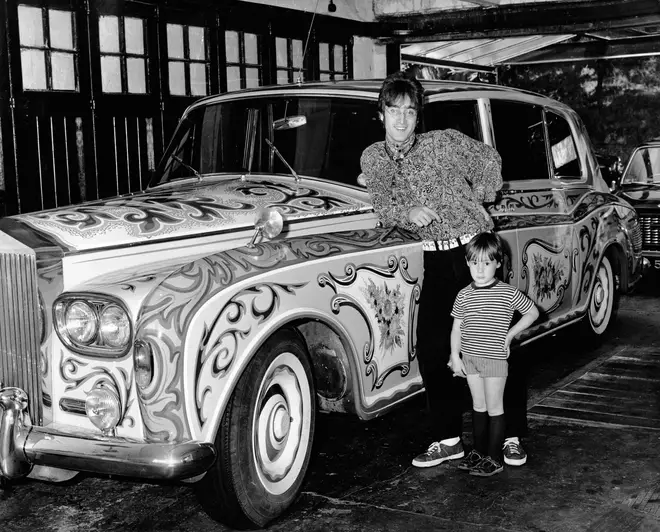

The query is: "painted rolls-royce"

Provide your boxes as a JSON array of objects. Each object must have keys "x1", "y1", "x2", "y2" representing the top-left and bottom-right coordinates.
[
  {"x1": 0, "y1": 80, "x2": 646, "y2": 529},
  {"x1": 612, "y1": 139, "x2": 660, "y2": 271}
]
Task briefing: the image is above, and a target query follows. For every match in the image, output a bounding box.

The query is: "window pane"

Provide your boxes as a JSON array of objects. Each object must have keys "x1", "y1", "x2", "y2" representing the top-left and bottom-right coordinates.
[
  {"x1": 225, "y1": 31, "x2": 239, "y2": 63},
  {"x1": 226, "y1": 66, "x2": 240, "y2": 92},
  {"x1": 547, "y1": 112, "x2": 580, "y2": 178},
  {"x1": 99, "y1": 16, "x2": 120, "y2": 53},
  {"x1": 319, "y1": 43, "x2": 329, "y2": 71},
  {"x1": 277, "y1": 70, "x2": 289, "y2": 84},
  {"x1": 320, "y1": 72, "x2": 331, "y2": 81},
  {"x1": 189, "y1": 26, "x2": 205, "y2": 60},
  {"x1": 275, "y1": 37, "x2": 287, "y2": 68},
  {"x1": 244, "y1": 33, "x2": 258, "y2": 64},
  {"x1": 245, "y1": 67, "x2": 260, "y2": 88},
  {"x1": 334, "y1": 45, "x2": 344, "y2": 72},
  {"x1": 18, "y1": 6, "x2": 44, "y2": 47},
  {"x1": 167, "y1": 23, "x2": 184, "y2": 59},
  {"x1": 292, "y1": 39, "x2": 303, "y2": 69},
  {"x1": 127, "y1": 57, "x2": 146, "y2": 93},
  {"x1": 169, "y1": 61, "x2": 185, "y2": 95},
  {"x1": 49, "y1": 10, "x2": 73, "y2": 50},
  {"x1": 190, "y1": 63, "x2": 207, "y2": 96},
  {"x1": 424, "y1": 100, "x2": 481, "y2": 140},
  {"x1": 125, "y1": 17, "x2": 144, "y2": 55},
  {"x1": 51, "y1": 52, "x2": 76, "y2": 90},
  {"x1": 21, "y1": 50, "x2": 47, "y2": 90},
  {"x1": 492, "y1": 100, "x2": 549, "y2": 182},
  {"x1": 100, "y1": 55, "x2": 122, "y2": 92}
]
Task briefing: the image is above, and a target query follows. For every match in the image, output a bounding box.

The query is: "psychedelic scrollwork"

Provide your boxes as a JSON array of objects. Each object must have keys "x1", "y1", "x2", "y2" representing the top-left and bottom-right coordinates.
[
  {"x1": 194, "y1": 281, "x2": 307, "y2": 428},
  {"x1": 60, "y1": 356, "x2": 135, "y2": 428},
  {"x1": 318, "y1": 255, "x2": 420, "y2": 391}
]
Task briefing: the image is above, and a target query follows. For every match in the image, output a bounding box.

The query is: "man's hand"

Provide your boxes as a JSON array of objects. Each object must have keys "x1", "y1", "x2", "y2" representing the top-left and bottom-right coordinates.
[{"x1": 408, "y1": 206, "x2": 440, "y2": 227}]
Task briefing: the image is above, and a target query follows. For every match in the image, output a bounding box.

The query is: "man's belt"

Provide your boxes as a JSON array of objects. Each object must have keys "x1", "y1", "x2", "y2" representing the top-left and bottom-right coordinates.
[{"x1": 422, "y1": 233, "x2": 477, "y2": 251}]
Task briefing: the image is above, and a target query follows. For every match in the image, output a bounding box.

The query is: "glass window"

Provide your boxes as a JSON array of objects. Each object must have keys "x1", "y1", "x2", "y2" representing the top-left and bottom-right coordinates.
[
  {"x1": 275, "y1": 37, "x2": 304, "y2": 84},
  {"x1": 153, "y1": 97, "x2": 382, "y2": 188},
  {"x1": 423, "y1": 100, "x2": 481, "y2": 141},
  {"x1": 225, "y1": 30, "x2": 263, "y2": 91},
  {"x1": 491, "y1": 100, "x2": 549, "y2": 182},
  {"x1": 18, "y1": 5, "x2": 78, "y2": 92},
  {"x1": 318, "y1": 42, "x2": 347, "y2": 81},
  {"x1": 166, "y1": 23, "x2": 209, "y2": 97},
  {"x1": 622, "y1": 147, "x2": 660, "y2": 185},
  {"x1": 546, "y1": 111, "x2": 581, "y2": 178},
  {"x1": 99, "y1": 15, "x2": 148, "y2": 94}
]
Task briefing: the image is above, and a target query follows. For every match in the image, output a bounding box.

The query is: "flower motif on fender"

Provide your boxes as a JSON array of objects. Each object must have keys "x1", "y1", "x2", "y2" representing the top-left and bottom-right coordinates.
[
  {"x1": 532, "y1": 254, "x2": 565, "y2": 302},
  {"x1": 362, "y1": 279, "x2": 405, "y2": 353}
]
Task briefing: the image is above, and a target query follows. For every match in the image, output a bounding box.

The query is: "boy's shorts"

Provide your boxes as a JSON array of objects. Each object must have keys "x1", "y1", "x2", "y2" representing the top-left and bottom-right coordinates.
[{"x1": 463, "y1": 354, "x2": 508, "y2": 378}]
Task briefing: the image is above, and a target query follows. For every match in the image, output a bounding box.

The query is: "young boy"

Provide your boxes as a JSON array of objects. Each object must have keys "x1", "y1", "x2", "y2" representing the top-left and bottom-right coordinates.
[{"x1": 449, "y1": 232, "x2": 539, "y2": 477}]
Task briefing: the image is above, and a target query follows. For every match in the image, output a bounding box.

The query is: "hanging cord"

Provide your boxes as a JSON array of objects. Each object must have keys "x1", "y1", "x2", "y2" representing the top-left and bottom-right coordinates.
[{"x1": 297, "y1": 0, "x2": 320, "y2": 84}]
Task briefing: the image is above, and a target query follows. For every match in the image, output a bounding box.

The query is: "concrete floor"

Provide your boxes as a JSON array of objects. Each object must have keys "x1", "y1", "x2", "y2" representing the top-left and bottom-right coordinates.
[{"x1": 2, "y1": 280, "x2": 660, "y2": 532}]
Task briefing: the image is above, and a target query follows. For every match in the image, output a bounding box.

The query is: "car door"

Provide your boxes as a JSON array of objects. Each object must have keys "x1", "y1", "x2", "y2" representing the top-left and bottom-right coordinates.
[
  {"x1": 424, "y1": 96, "x2": 520, "y2": 294},
  {"x1": 489, "y1": 99, "x2": 577, "y2": 331}
]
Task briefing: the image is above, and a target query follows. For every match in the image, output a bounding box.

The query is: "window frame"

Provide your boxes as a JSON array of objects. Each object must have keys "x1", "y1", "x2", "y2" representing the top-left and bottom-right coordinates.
[
  {"x1": 97, "y1": 14, "x2": 149, "y2": 95},
  {"x1": 17, "y1": 4, "x2": 79, "y2": 92}
]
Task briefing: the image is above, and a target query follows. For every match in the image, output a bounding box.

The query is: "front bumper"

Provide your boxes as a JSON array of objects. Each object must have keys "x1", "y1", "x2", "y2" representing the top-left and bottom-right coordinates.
[{"x1": 0, "y1": 387, "x2": 216, "y2": 481}]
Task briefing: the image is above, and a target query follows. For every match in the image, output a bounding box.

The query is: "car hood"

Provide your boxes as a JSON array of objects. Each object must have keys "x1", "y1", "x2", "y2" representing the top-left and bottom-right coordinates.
[
  {"x1": 618, "y1": 186, "x2": 660, "y2": 209},
  {"x1": 0, "y1": 175, "x2": 373, "y2": 253}
]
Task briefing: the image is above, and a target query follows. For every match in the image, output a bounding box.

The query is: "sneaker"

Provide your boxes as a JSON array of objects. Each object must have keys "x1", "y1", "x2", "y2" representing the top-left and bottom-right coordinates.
[
  {"x1": 503, "y1": 439, "x2": 527, "y2": 466},
  {"x1": 457, "y1": 449, "x2": 484, "y2": 471},
  {"x1": 412, "y1": 441, "x2": 464, "y2": 468},
  {"x1": 469, "y1": 456, "x2": 504, "y2": 477}
]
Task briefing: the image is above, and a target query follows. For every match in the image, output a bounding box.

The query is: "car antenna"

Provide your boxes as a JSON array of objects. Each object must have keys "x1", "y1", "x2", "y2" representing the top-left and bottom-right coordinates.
[{"x1": 296, "y1": 0, "x2": 320, "y2": 85}]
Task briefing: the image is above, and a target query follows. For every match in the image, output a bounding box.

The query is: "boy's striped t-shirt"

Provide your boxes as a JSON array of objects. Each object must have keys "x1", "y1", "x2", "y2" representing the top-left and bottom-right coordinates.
[{"x1": 451, "y1": 279, "x2": 535, "y2": 359}]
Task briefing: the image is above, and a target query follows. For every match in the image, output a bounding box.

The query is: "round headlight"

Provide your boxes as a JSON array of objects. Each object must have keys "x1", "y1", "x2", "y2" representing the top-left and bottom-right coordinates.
[
  {"x1": 65, "y1": 301, "x2": 97, "y2": 344},
  {"x1": 99, "y1": 304, "x2": 131, "y2": 348},
  {"x1": 85, "y1": 386, "x2": 121, "y2": 433}
]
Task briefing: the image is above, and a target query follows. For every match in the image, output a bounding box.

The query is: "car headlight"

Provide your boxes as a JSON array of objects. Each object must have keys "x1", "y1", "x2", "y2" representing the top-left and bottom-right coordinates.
[
  {"x1": 54, "y1": 295, "x2": 132, "y2": 357},
  {"x1": 86, "y1": 385, "x2": 121, "y2": 434}
]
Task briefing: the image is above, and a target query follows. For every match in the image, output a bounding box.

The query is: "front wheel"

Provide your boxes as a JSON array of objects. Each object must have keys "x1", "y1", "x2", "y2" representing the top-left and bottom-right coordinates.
[
  {"x1": 197, "y1": 329, "x2": 316, "y2": 530},
  {"x1": 583, "y1": 255, "x2": 619, "y2": 339}
]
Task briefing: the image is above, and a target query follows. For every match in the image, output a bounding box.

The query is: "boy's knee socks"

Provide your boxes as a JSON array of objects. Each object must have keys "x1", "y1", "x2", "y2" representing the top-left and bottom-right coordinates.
[
  {"x1": 472, "y1": 410, "x2": 488, "y2": 455},
  {"x1": 488, "y1": 413, "x2": 505, "y2": 461}
]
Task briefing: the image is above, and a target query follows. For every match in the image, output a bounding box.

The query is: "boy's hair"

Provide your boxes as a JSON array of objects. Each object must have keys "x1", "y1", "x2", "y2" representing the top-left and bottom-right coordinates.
[
  {"x1": 378, "y1": 71, "x2": 424, "y2": 115},
  {"x1": 465, "y1": 232, "x2": 503, "y2": 263}
]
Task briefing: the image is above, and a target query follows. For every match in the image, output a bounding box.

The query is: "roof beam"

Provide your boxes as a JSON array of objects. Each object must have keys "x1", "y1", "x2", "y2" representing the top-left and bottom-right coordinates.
[
  {"x1": 377, "y1": 0, "x2": 660, "y2": 42},
  {"x1": 505, "y1": 34, "x2": 660, "y2": 64},
  {"x1": 401, "y1": 53, "x2": 496, "y2": 72}
]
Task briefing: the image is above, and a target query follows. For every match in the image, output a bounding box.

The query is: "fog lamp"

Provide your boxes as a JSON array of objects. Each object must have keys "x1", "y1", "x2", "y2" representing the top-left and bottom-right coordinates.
[
  {"x1": 134, "y1": 340, "x2": 154, "y2": 389},
  {"x1": 85, "y1": 386, "x2": 121, "y2": 434}
]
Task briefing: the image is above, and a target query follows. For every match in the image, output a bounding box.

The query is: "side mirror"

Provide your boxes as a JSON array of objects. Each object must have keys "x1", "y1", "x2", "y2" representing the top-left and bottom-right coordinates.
[{"x1": 247, "y1": 207, "x2": 284, "y2": 248}]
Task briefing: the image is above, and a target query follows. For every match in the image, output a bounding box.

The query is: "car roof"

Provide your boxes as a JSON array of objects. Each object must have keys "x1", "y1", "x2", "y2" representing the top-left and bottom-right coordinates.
[{"x1": 189, "y1": 78, "x2": 561, "y2": 112}]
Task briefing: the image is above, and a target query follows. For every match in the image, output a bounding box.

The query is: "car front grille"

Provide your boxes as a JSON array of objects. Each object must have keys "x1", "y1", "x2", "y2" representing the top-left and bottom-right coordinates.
[
  {"x1": 0, "y1": 249, "x2": 43, "y2": 425},
  {"x1": 639, "y1": 214, "x2": 660, "y2": 249}
]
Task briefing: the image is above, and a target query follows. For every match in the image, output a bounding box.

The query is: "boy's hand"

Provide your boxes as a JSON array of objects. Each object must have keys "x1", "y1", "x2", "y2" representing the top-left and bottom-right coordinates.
[
  {"x1": 447, "y1": 353, "x2": 466, "y2": 378},
  {"x1": 503, "y1": 334, "x2": 512, "y2": 358}
]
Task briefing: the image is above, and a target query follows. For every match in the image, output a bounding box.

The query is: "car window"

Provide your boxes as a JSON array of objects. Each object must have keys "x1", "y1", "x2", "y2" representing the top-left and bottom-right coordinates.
[
  {"x1": 152, "y1": 96, "x2": 382, "y2": 188},
  {"x1": 491, "y1": 100, "x2": 549, "y2": 182},
  {"x1": 623, "y1": 147, "x2": 660, "y2": 185},
  {"x1": 423, "y1": 100, "x2": 481, "y2": 141},
  {"x1": 546, "y1": 111, "x2": 581, "y2": 179}
]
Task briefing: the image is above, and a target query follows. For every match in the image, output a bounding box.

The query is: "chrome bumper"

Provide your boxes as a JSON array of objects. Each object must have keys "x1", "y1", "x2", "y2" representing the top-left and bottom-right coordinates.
[{"x1": 0, "y1": 387, "x2": 216, "y2": 481}]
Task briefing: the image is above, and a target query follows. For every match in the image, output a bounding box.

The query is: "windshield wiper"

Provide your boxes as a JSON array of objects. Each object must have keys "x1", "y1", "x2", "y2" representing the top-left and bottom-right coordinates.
[
  {"x1": 265, "y1": 138, "x2": 301, "y2": 184},
  {"x1": 172, "y1": 155, "x2": 202, "y2": 180}
]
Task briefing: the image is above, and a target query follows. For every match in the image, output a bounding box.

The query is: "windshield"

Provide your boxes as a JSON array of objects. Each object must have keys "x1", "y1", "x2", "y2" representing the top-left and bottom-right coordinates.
[
  {"x1": 151, "y1": 96, "x2": 382, "y2": 188},
  {"x1": 622, "y1": 146, "x2": 660, "y2": 185}
]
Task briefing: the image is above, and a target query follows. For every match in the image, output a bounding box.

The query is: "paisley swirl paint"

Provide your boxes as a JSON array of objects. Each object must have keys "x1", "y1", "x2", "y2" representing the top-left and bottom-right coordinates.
[
  {"x1": 136, "y1": 228, "x2": 418, "y2": 441},
  {"x1": 60, "y1": 356, "x2": 135, "y2": 428}
]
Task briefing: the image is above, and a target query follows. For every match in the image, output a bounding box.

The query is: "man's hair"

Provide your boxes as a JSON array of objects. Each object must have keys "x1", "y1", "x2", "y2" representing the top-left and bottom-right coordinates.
[
  {"x1": 378, "y1": 70, "x2": 424, "y2": 114},
  {"x1": 465, "y1": 232, "x2": 503, "y2": 263}
]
